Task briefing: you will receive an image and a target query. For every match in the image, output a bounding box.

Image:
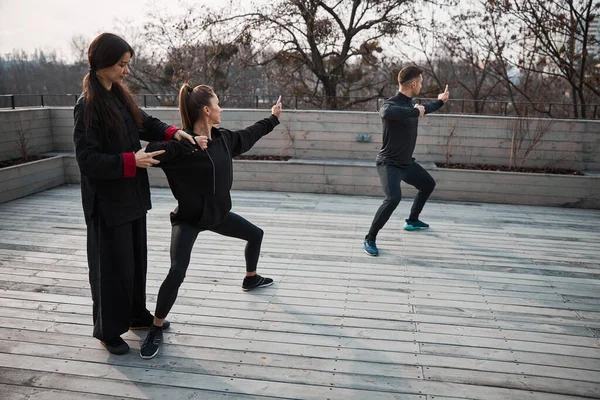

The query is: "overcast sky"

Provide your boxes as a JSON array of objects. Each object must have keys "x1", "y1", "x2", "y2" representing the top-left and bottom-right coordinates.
[
  {"x1": 0, "y1": 0, "x2": 247, "y2": 60},
  {"x1": 1, "y1": 0, "x2": 451, "y2": 63}
]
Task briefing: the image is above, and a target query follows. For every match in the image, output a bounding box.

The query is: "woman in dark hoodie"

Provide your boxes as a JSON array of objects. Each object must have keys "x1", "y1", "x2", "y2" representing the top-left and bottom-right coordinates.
[
  {"x1": 140, "y1": 84, "x2": 282, "y2": 359},
  {"x1": 74, "y1": 33, "x2": 195, "y2": 355}
]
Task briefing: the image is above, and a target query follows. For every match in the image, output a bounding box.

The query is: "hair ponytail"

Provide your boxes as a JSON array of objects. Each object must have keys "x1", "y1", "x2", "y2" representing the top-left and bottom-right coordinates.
[{"x1": 179, "y1": 83, "x2": 194, "y2": 130}]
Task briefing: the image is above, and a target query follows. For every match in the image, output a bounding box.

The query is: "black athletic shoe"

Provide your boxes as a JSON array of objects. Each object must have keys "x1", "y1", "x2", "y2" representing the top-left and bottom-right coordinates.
[
  {"x1": 140, "y1": 325, "x2": 163, "y2": 359},
  {"x1": 130, "y1": 316, "x2": 170, "y2": 331},
  {"x1": 101, "y1": 337, "x2": 130, "y2": 355},
  {"x1": 242, "y1": 274, "x2": 274, "y2": 291}
]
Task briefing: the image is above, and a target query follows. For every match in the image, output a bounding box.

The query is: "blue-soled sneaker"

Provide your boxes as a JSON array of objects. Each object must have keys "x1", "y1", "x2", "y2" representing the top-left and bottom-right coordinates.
[
  {"x1": 363, "y1": 239, "x2": 379, "y2": 256},
  {"x1": 403, "y1": 219, "x2": 430, "y2": 231},
  {"x1": 242, "y1": 275, "x2": 274, "y2": 291}
]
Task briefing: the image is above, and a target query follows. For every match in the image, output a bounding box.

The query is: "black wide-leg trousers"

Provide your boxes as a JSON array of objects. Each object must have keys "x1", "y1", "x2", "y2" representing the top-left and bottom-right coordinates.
[{"x1": 86, "y1": 214, "x2": 151, "y2": 341}]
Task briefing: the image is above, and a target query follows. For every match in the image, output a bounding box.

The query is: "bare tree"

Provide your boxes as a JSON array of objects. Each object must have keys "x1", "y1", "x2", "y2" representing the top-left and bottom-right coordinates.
[
  {"x1": 0, "y1": 50, "x2": 85, "y2": 104},
  {"x1": 436, "y1": 0, "x2": 600, "y2": 118},
  {"x1": 208, "y1": 0, "x2": 429, "y2": 109},
  {"x1": 122, "y1": 4, "x2": 257, "y2": 104},
  {"x1": 70, "y1": 34, "x2": 90, "y2": 66},
  {"x1": 496, "y1": 0, "x2": 600, "y2": 118}
]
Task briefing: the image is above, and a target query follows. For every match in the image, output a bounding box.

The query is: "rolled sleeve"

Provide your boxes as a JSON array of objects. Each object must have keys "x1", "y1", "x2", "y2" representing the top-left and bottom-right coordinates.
[
  {"x1": 165, "y1": 126, "x2": 179, "y2": 141},
  {"x1": 122, "y1": 152, "x2": 137, "y2": 178}
]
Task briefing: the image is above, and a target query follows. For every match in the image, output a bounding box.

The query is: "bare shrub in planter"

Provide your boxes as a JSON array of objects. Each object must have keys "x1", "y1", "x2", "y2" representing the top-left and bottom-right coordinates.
[
  {"x1": 508, "y1": 116, "x2": 553, "y2": 170},
  {"x1": 0, "y1": 114, "x2": 47, "y2": 169}
]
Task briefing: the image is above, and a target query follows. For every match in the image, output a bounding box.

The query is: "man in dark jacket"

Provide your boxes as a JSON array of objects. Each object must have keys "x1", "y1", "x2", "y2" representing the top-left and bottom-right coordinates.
[{"x1": 364, "y1": 66, "x2": 450, "y2": 256}]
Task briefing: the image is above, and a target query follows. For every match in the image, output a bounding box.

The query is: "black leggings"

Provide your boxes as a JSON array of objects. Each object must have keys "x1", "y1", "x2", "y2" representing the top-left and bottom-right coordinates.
[
  {"x1": 367, "y1": 161, "x2": 436, "y2": 240},
  {"x1": 154, "y1": 212, "x2": 263, "y2": 319}
]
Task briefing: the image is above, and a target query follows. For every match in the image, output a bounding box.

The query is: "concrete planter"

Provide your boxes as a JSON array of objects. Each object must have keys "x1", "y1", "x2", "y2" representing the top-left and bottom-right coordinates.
[
  {"x1": 230, "y1": 159, "x2": 599, "y2": 209},
  {"x1": 0, "y1": 156, "x2": 65, "y2": 204},
  {"x1": 62, "y1": 155, "x2": 599, "y2": 208},
  {"x1": 431, "y1": 167, "x2": 599, "y2": 208}
]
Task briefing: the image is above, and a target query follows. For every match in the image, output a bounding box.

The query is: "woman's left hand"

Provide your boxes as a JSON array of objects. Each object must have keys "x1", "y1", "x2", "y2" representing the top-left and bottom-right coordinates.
[{"x1": 174, "y1": 130, "x2": 196, "y2": 144}]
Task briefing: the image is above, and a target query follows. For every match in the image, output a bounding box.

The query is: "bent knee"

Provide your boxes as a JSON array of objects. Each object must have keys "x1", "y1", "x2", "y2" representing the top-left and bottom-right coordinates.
[
  {"x1": 166, "y1": 268, "x2": 187, "y2": 286},
  {"x1": 254, "y1": 227, "x2": 264, "y2": 242},
  {"x1": 423, "y1": 178, "x2": 436, "y2": 193},
  {"x1": 386, "y1": 194, "x2": 402, "y2": 206}
]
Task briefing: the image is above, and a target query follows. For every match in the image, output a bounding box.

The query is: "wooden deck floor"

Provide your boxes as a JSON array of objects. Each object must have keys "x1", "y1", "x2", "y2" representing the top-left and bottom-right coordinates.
[{"x1": 0, "y1": 185, "x2": 599, "y2": 399}]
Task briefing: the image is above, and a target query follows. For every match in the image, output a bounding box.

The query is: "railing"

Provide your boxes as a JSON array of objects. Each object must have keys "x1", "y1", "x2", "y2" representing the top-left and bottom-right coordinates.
[{"x1": 1, "y1": 93, "x2": 598, "y2": 119}]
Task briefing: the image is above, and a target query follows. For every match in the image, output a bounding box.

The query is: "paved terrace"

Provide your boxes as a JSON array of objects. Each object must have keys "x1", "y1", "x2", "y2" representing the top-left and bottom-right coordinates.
[{"x1": 0, "y1": 185, "x2": 599, "y2": 399}]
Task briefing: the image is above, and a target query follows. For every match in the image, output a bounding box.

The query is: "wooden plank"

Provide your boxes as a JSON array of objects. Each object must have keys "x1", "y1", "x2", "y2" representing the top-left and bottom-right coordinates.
[
  {"x1": 0, "y1": 383, "x2": 123, "y2": 400},
  {"x1": 2, "y1": 334, "x2": 598, "y2": 393},
  {"x1": 422, "y1": 367, "x2": 600, "y2": 398},
  {"x1": 0, "y1": 354, "x2": 424, "y2": 400},
  {"x1": 0, "y1": 292, "x2": 593, "y2": 339},
  {"x1": 0, "y1": 354, "x2": 587, "y2": 400},
  {"x1": 5, "y1": 266, "x2": 600, "y2": 318},
  {"x1": 1, "y1": 296, "x2": 597, "y2": 354},
  {"x1": 0, "y1": 368, "x2": 283, "y2": 400}
]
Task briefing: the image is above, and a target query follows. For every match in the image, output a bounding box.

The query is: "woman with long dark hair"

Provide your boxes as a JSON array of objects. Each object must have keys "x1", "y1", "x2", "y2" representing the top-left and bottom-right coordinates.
[
  {"x1": 138, "y1": 84, "x2": 282, "y2": 359},
  {"x1": 74, "y1": 33, "x2": 194, "y2": 355}
]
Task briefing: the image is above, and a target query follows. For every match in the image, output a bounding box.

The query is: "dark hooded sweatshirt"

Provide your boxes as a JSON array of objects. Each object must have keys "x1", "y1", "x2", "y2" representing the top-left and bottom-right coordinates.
[{"x1": 146, "y1": 114, "x2": 279, "y2": 228}]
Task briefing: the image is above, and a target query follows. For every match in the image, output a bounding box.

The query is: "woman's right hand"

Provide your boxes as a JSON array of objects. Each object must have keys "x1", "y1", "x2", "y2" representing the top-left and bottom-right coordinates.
[
  {"x1": 194, "y1": 135, "x2": 209, "y2": 150},
  {"x1": 135, "y1": 148, "x2": 165, "y2": 168},
  {"x1": 271, "y1": 95, "x2": 283, "y2": 118}
]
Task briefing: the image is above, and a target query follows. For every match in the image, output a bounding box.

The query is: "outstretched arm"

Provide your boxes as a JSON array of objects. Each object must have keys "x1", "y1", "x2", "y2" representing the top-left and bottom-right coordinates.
[
  {"x1": 380, "y1": 103, "x2": 420, "y2": 120},
  {"x1": 424, "y1": 84, "x2": 450, "y2": 115},
  {"x1": 145, "y1": 140, "x2": 198, "y2": 165},
  {"x1": 138, "y1": 109, "x2": 196, "y2": 144},
  {"x1": 224, "y1": 96, "x2": 282, "y2": 157}
]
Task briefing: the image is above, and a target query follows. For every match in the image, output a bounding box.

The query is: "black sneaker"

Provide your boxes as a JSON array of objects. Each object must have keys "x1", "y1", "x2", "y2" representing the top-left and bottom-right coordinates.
[
  {"x1": 130, "y1": 315, "x2": 170, "y2": 331},
  {"x1": 140, "y1": 325, "x2": 163, "y2": 359},
  {"x1": 101, "y1": 337, "x2": 130, "y2": 355},
  {"x1": 242, "y1": 274, "x2": 274, "y2": 291}
]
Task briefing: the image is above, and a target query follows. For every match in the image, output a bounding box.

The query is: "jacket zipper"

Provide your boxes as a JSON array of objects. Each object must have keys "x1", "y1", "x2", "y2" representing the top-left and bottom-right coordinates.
[
  {"x1": 222, "y1": 137, "x2": 233, "y2": 185},
  {"x1": 205, "y1": 148, "x2": 216, "y2": 194}
]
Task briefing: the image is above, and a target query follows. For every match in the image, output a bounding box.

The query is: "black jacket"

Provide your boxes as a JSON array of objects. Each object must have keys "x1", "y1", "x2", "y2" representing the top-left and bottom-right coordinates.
[
  {"x1": 376, "y1": 92, "x2": 444, "y2": 166},
  {"x1": 146, "y1": 114, "x2": 280, "y2": 228},
  {"x1": 74, "y1": 91, "x2": 176, "y2": 227}
]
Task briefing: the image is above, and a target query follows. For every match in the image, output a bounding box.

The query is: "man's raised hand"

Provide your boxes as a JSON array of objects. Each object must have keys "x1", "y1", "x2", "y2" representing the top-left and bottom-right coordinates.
[{"x1": 438, "y1": 85, "x2": 450, "y2": 103}]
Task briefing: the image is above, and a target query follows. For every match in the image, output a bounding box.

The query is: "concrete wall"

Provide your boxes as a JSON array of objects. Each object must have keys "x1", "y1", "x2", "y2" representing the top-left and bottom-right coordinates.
[
  {"x1": 48, "y1": 108, "x2": 600, "y2": 171},
  {"x1": 0, "y1": 109, "x2": 54, "y2": 162},
  {"x1": 3, "y1": 107, "x2": 600, "y2": 208},
  {"x1": 49, "y1": 107, "x2": 76, "y2": 153}
]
